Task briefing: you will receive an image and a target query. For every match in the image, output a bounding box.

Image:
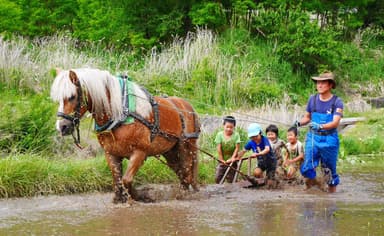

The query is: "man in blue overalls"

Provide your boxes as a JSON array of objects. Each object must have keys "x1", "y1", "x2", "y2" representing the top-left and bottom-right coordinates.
[{"x1": 294, "y1": 71, "x2": 343, "y2": 193}]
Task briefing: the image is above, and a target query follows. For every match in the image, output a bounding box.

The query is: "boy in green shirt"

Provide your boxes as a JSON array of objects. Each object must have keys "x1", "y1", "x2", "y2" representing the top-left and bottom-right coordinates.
[{"x1": 214, "y1": 116, "x2": 241, "y2": 183}]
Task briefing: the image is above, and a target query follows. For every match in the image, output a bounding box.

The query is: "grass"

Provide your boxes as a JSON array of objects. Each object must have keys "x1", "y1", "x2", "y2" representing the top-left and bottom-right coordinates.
[
  {"x1": 339, "y1": 154, "x2": 384, "y2": 174},
  {"x1": 340, "y1": 108, "x2": 384, "y2": 156},
  {"x1": 0, "y1": 34, "x2": 137, "y2": 93},
  {"x1": 0, "y1": 154, "x2": 111, "y2": 198},
  {"x1": 0, "y1": 153, "x2": 218, "y2": 198}
]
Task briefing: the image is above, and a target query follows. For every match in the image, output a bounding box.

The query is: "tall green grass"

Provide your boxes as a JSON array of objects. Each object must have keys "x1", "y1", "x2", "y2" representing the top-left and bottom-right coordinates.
[
  {"x1": 341, "y1": 108, "x2": 384, "y2": 156},
  {"x1": 0, "y1": 154, "x2": 112, "y2": 198},
  {"x1": 0, "y1": 92, "x2": 58, "y2": 154},
  {"x1": 0, "y1": 153, "x2": 219, "y2": 198},
  {"x1": 0, "y1": 35, "x2": 136, "y2": 93},
  {"x1": 136, "y1": 28, "x2": 311, "y2": 111}
]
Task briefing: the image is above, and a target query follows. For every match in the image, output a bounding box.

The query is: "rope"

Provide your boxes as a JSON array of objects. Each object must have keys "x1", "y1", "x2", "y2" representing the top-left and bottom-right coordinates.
[{"x1": 129, "y1": 92, "x2": 295, "y2": 127}]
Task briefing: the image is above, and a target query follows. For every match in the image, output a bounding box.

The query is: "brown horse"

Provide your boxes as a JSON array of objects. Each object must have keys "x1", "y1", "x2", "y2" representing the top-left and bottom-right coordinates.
[{"x1": 51, "y1": 68, "x2": 200, "y2": 203}]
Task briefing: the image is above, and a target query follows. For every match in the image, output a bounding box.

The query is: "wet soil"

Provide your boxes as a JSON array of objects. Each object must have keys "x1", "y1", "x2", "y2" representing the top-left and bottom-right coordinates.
[{"x1": 1, "y1": 173, "x2": 383, "y2": 235}]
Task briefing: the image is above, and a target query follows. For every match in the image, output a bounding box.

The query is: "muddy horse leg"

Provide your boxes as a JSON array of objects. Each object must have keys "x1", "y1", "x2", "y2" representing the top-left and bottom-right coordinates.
[
  {"x1": 186, "y1": 139, "x2": 199, "y2": 191},
  {"x1": 163, "y1": 140, "x2": 199, "y2": 191},
  {"x1": 122, "y1": 150, "x2": 146, "y2": 201},
  {"x1": 105, "y1": 152, "x2": 127, "y2": 203}
]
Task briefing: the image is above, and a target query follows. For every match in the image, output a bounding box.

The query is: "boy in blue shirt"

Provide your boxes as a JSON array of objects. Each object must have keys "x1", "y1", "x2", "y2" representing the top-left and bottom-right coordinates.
[
  {"x1": 295, "y1": 71, "x2": 343, "y2": 193},
  {"x1": 238, "y1": 123, "x2": 277, "y2": 185}
]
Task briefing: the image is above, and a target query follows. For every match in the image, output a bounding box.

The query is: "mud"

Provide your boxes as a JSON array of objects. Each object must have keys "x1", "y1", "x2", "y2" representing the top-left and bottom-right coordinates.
[{"x1": 1, "y1": 173, "x2": 383, "y2": 235}]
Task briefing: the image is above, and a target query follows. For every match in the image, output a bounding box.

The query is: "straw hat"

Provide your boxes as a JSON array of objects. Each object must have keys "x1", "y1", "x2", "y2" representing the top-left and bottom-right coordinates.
[{"x1": 311, "y1": 71, "x2": 336, "y2": 89}]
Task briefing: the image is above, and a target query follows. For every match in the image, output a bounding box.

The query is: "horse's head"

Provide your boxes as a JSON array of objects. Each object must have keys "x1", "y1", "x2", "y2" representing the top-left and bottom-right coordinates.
[{"x1": 51, "y1": 69, "x2": 88, "y2": 136}]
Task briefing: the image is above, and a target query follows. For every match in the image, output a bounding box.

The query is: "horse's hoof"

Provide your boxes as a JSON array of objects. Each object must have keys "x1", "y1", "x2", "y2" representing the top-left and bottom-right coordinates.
[
  {"x1": 112, "y1": 191, "x2": 130, "y2": 204},
  {"x1": 192, "y1": 184, "x2": 199, "y2": 192},
  {"x1": 113, "y1": 195, "x2": 124, "y2": 204}
]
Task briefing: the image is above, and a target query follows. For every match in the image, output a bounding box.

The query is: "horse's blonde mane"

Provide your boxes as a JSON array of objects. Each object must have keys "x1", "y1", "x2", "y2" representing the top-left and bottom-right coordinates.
[{"x1": 50, "y1": 68, "x2": 152, "y2": 120}]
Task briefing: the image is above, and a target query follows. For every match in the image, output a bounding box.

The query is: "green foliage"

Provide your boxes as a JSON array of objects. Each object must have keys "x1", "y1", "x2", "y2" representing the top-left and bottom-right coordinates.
[
  {"x1": 0, "y1": 0, "x2": 382, "y2": 52},
  {"x1": 0, "y1": 154, "x2": 112, "y2": 198},
  {"x1": 0, "y1": 93, "x2": 57, "y2": 154},
  {"x1": 134, "y1": 158, "x2": 178, "y2": 185},
  {"x1": 186, "y1": 58, "x2": 217, "y2": 104},
  {"x1": 74, "y1": 0, "x2": 130, "y2": 49},
  {"x1": 252, "y1": 6, "x2": 342, "y2": 74},
  {"x1": 0, "y1": 152, "x2": 222, "y2": 198},
  {"x1": 0, "y1": 68, "x2": 34, "y2": 93},
  {"x1": 189, "y1": 2, "x2": 227, "y2": 30},
  {"x1": 334, "y1": 37, "x2": 384, "y2": 97},
  {"x1": 339, "y1": 154, "x2": 384, "y2": 173},
  {"x1": 365, "y1": 0, "x2": 384, "y2": 28},
  {"x1": 232, "y1": 0, "x2": 257, "y2": 29},
  {"x1": 303, "y1": 0, "x2": 372, "y2": 39},
  {"x1": 0, "y1": 0, "x2": 22, "y2": 37},
  {"x1": 234, "y1": 78, "x2": 282, "y2": 106},
  {"x1": 145, "y1": 75, "x2": 177, "y2": 96},
  {"x1": 74, "y1": 0, "x2": 188, "y2": 51},
  {"x1": 16, "y1": 0, "x2": 77, "y2": 37},
  {"x1": 340, "y1": 109, "x2": 384, "y2": 156}
]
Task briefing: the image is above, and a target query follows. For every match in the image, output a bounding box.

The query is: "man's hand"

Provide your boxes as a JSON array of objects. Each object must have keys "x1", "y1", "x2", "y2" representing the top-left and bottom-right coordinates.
[
  {"x1": 309, "y1": 122, "x2": 322, "y2": 131},
  {"x1": 293, "y1": 120, "x2": 301, "y2": 128}
]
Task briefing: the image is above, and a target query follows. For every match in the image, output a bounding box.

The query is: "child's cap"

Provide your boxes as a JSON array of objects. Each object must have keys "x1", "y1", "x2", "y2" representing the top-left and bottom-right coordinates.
[{"x1": 248, "y1": 123, "x2": 262, "y2": 138}]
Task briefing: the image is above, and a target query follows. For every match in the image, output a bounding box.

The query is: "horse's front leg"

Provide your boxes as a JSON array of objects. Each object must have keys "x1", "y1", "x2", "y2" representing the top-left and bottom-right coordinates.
[
  {"x1": 105, "y1": 152, "x2": 127, "y2": 203},
  {"x1": 122, "y1": 150, "x2": 146, "y2": 200}
]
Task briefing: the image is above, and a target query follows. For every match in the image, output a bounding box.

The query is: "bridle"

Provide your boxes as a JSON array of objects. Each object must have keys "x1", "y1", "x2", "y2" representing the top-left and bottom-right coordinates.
[{"x1": 56, "y1": 79, "x2": 84, "y2": 149}]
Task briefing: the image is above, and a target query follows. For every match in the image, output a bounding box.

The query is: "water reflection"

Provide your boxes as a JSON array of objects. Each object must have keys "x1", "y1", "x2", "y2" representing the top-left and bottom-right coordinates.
[{"x1": 1, "y1": 173, "x2": 384, "y2": 235}]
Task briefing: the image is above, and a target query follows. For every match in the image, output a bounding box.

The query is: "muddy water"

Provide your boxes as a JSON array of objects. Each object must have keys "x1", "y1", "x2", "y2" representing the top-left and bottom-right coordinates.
[{"x1": 1, "y1": 173, "x2": 384, "y2": 235}]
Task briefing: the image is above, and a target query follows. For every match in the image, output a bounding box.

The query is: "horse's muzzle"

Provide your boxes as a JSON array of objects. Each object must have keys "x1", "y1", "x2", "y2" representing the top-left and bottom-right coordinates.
[{"x1": 56, "y1": 119, "x2": 74, "y2": 136}]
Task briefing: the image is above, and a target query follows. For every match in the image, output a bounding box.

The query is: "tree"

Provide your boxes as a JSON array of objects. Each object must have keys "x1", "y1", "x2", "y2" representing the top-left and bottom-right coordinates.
[
  {"x1": 14, "y1": 0, "x2": 77, "y2": 37},
  {"x1": 0, "y1": 0, "x2": 23, "y2": 36},
  {"x1": 189, "y1": 2, "x2": 227, "y2": 31}
]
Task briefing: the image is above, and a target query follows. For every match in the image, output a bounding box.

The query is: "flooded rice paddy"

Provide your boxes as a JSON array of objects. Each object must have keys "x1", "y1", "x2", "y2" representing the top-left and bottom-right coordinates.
[{"x1": 1, "y1": 172, "x2": 383, "y2": 235}]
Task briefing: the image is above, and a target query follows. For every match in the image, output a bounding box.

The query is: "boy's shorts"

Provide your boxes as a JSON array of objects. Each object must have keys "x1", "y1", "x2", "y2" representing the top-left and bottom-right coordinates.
[{"x1": 257, "y1": 156, "x2": 277, "y2": 179}]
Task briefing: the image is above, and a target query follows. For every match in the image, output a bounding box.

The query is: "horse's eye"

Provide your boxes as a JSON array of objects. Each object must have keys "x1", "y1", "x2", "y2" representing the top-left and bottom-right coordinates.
[{"x1": 68, "y1": 95, "x2": 76, "y2": 102}]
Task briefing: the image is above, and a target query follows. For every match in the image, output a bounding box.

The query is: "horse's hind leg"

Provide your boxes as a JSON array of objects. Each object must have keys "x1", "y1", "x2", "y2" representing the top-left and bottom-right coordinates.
[
  {"x1": 163, "y1": 140, "x2": 199, "y2": 191},
  {"x1": 184, "y1": 139, "x2": 199, "y2": 191},
  {"x1": 105, "y1": 152, "x2": 127, "y2": 203}
]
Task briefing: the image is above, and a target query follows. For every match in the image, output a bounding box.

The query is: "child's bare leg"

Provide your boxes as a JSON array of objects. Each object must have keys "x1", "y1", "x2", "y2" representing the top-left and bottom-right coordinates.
[
  {"x1": 287, "y1": 166, "x2": 296, "y2": 179},
  {"x1": 328, "y1": 185, "x2": 337, "y2": 193},
  {"x1": 253, "y1": 167, "x2": 263, "y2": 178}
]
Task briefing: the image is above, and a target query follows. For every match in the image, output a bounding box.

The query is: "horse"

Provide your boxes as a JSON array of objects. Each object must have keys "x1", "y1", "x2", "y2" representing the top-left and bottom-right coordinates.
[{"x1": 50, "y1": 68, "x2": 200, "y2": 203}]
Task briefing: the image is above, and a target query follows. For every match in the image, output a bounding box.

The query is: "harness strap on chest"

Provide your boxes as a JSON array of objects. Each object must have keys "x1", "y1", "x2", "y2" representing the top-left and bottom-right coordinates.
[{"x1": 140, "y1": 87, "x2": 160, "y2": 141}]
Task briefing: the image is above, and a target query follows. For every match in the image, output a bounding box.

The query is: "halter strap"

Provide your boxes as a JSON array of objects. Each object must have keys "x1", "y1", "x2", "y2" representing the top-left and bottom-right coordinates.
[{"x1": 57, "y1": 79, "x2": 83, "y2": 148}]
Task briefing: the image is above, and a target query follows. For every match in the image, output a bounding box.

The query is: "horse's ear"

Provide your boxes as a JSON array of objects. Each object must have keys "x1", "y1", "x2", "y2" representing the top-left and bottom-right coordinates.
[
  {"x1": 69, "y1": 70, "x2": 79, "y2": 85},
  {"x1": 55, "y1": 68, "x2": 61, "y2": 75}
]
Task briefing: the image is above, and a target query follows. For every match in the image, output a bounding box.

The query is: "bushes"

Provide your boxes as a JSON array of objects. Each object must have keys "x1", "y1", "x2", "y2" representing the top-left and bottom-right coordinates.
[
  {"x1": 189, "y1": 2, "x2": 227, "y2": 31},
  {"x1": 0, "y1": 93, "x2": 57, "y2": 154},
  {"x1": 252, "y1": 6, "x2": 342, "y2": 74}
]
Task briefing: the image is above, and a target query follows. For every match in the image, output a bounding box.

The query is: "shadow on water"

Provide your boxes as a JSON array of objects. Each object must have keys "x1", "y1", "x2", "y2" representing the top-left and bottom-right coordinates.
[{"x1": 1, "y1": 172, "x2": 384, "y2": 235}]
